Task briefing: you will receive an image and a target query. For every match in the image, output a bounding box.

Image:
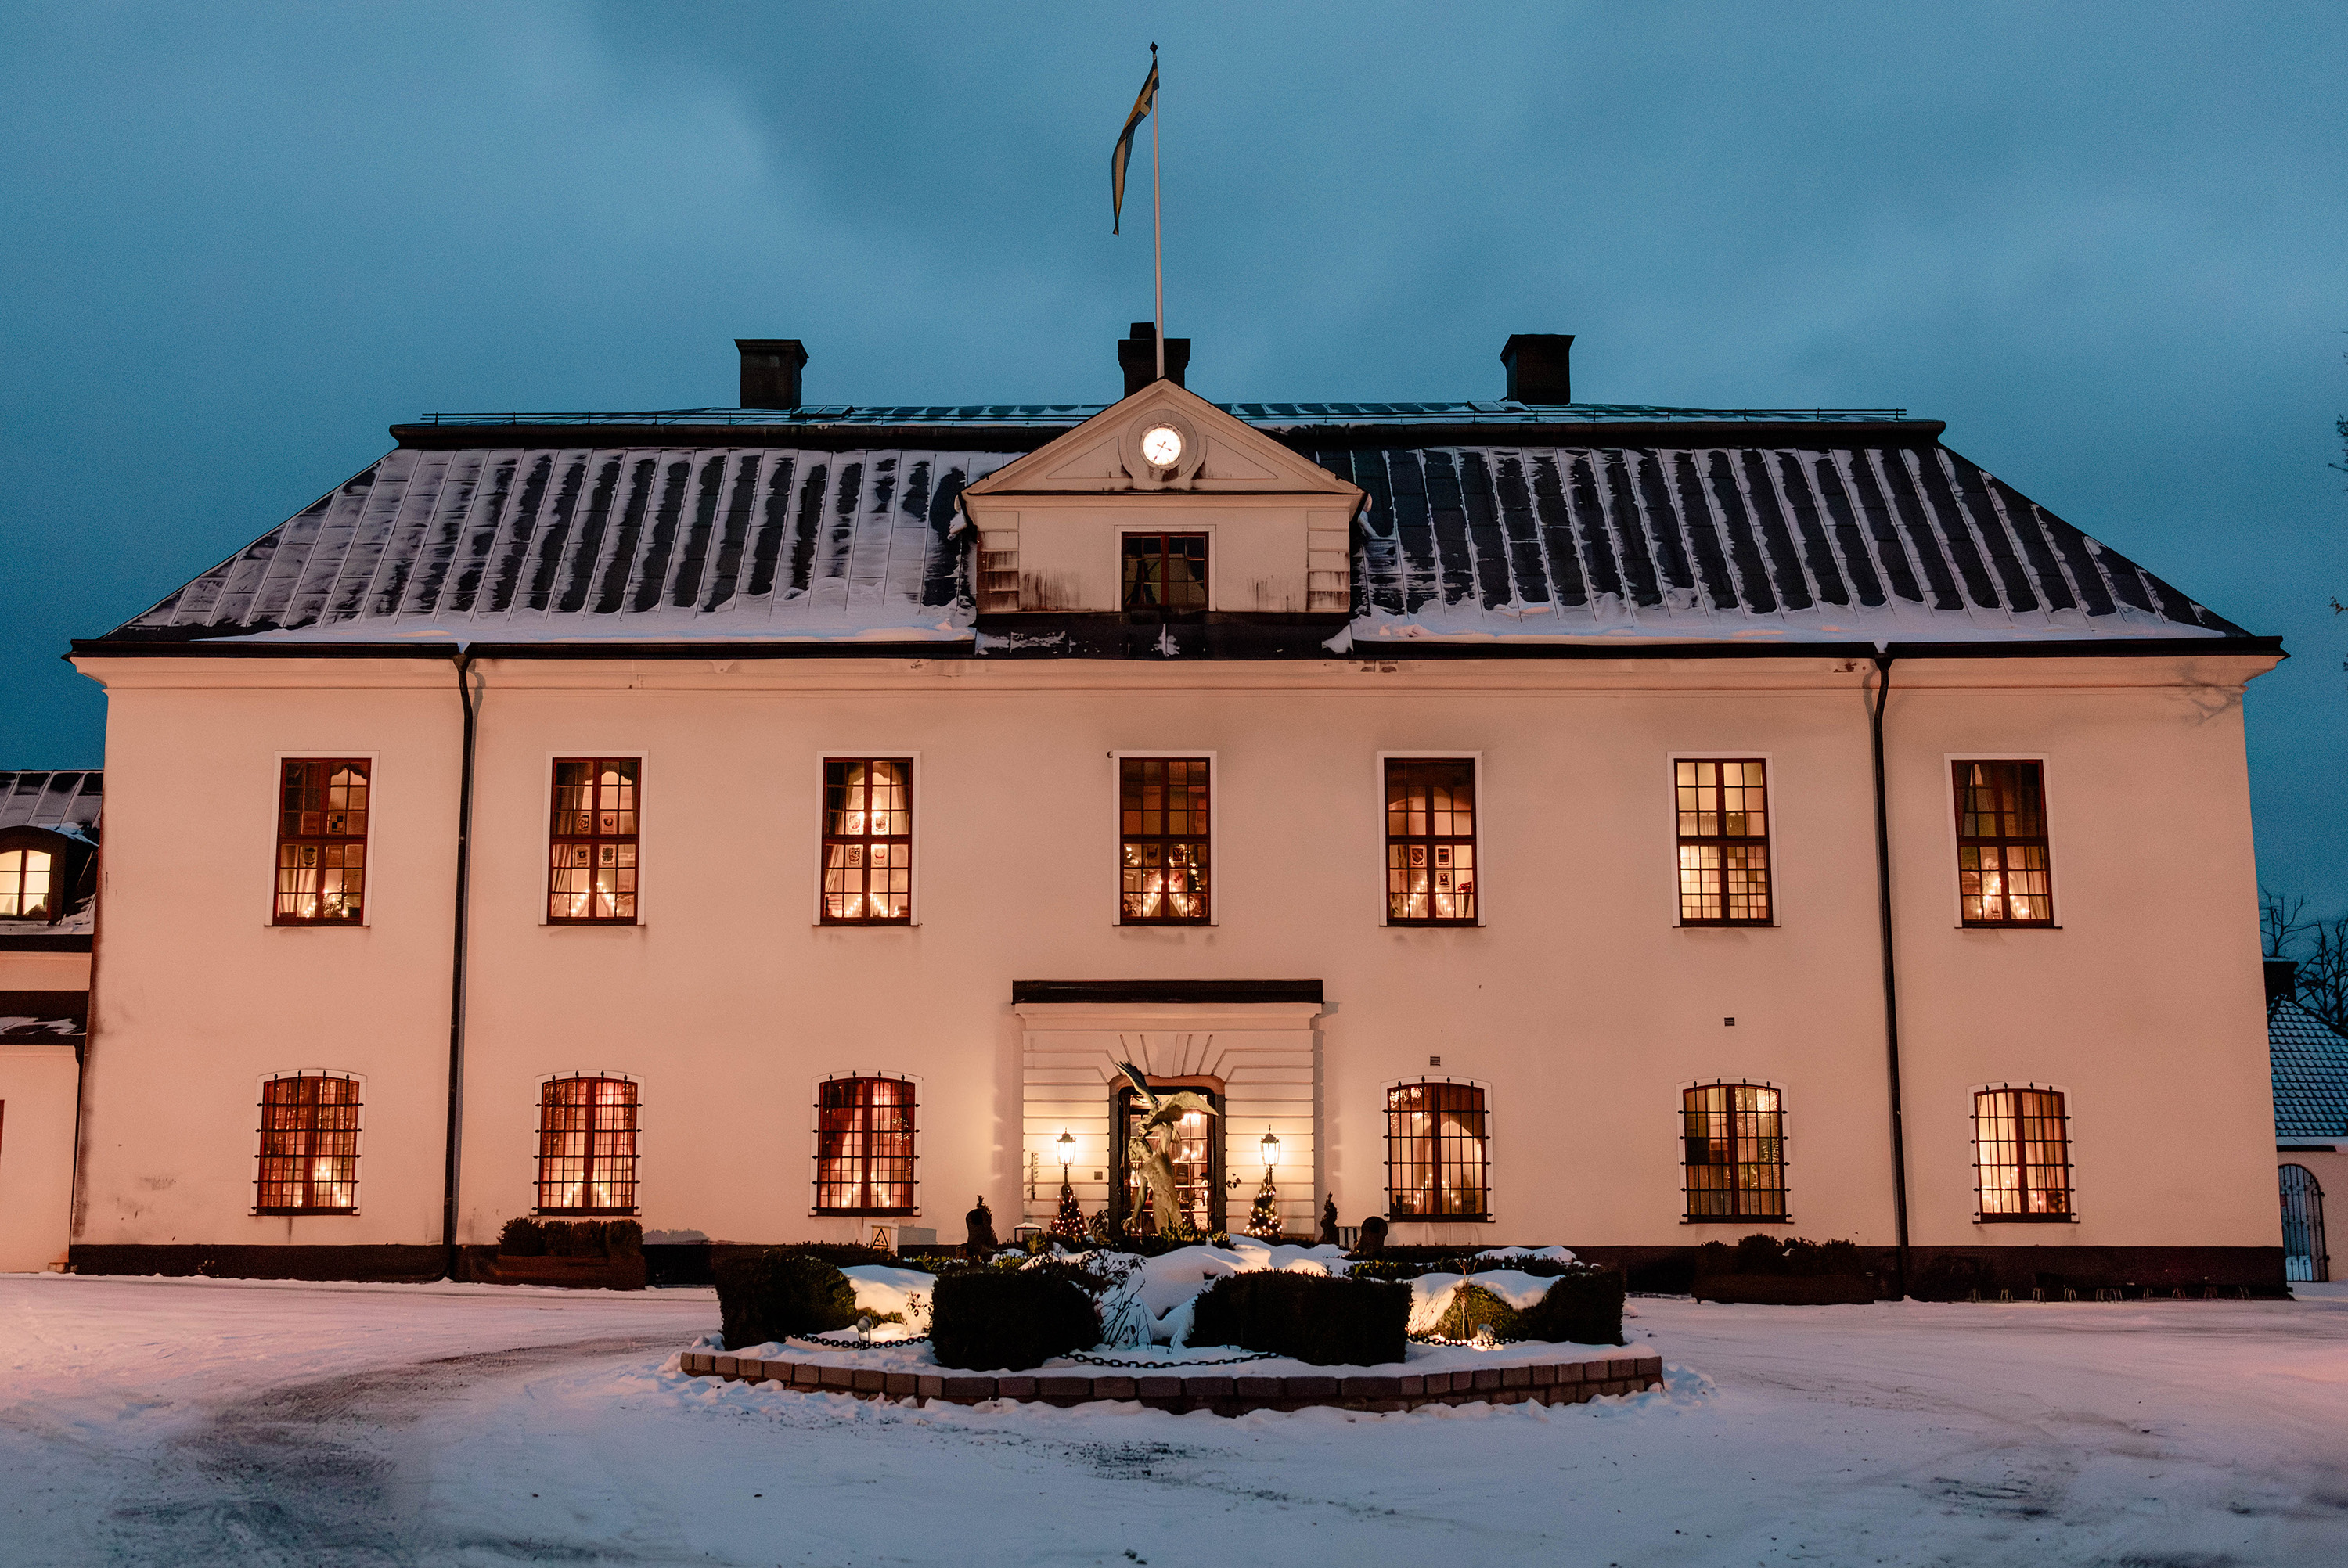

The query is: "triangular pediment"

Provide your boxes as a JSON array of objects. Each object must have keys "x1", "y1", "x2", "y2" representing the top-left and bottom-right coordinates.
[{"x1": 966, "y1": 380, "x2": 1359, "y2": 498}]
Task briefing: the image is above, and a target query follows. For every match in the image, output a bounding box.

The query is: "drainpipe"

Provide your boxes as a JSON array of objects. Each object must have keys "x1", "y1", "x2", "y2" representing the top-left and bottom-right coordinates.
[
  {"x1": 443, "y1": 649, "x2": 481, "y2": 1281},
  {"x1": 1867, "y1": 651, "x2": 1912, "y2": 1296}
]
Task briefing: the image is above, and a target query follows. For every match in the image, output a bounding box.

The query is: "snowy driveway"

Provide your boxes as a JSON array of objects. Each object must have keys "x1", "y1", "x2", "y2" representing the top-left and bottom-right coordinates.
[{"x1": 3, "y1": 1275, "x2": 2344, "y2": 1566}]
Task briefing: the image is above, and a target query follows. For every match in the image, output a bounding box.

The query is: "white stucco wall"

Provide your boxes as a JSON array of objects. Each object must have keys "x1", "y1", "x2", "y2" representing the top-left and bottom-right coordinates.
[{"x1": 67, "y1": 649, "x2": 2279, "y2": 1258}]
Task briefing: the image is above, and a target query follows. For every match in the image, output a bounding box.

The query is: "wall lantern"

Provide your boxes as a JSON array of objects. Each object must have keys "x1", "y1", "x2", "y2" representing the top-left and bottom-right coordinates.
[
  {"x1": 1057, "y1": 1130, "x2": 1076, "y2": 1174},
  {"x1": 1259, "y1": 1130, "x2": 1280, "y2": 1171}
]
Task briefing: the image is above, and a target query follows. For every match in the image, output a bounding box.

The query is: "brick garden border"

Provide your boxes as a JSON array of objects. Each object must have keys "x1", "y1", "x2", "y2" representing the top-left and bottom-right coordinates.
[{"x1": 678, "y1": 1350, "x2": 1666, "y2": 1414}]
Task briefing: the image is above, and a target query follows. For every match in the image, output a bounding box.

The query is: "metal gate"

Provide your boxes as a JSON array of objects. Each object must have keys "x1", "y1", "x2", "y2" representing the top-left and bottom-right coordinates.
[{"x1": 2281, "y1": 1164, "x2": 2328, "y2": 1283}]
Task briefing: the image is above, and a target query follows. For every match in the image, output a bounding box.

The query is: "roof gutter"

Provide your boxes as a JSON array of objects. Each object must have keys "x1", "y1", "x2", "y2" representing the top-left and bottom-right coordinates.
[
  {"x1": 1867, "y1": 653, "x2": 1912, "y2": 1296},
  {"x1": 442, "y1": 647, "x2": 480, "y2": 1281}
]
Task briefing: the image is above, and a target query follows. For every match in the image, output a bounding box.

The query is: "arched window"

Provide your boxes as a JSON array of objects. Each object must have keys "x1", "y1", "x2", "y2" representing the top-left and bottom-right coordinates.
[
  {"x1": 1386, "y1": 1081, "x2": 1489, "y2": 1219},
  {"x1": 536, "y1": 1076, "x2": 639, "y2": 1214},
  {"x1": 255, "y1": 1073, "x2": 362, "y2": 1214},
  {"x1": 0, "y1": 845, "x2": 55, "y2": 920},
  {"x1": 1684, "y1": 1082, "x2": 1786, "y2": 1221},
  {"x1": 1974, "y1": 1087, "x2": 2071, "y2": 1219},
  {"x1": 815, "y1": 1075, "x2": 917, "y2": 1215}
]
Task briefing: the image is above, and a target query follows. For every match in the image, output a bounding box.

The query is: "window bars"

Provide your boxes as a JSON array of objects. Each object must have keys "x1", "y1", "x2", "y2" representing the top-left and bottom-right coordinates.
[
  {"x1": 535, "y1": 1076, "x2": 640, "y2": 1214},
  {"x1": 1954, "y1": 761, "x2": 2053, "y2": 926},
  {"x1": 815, "y1": 1076, "x2": 917, "y2": 1215},
  {"x1": 822, "y1": 759, "x2": 913, "y2": 923},
  {"x1": 1120, "y1": 757, "x2": 1210, "y2": 924},
  {"x1": 1973, "y1": 1087, "x2": 2072, "y2": 1220},
  {"x1": 255, "y1": 1073, "x2": 361, "y2": 1213},
  {"x1": 1676, "y1": 760, "x2": 1770, "y2": 924},
  {"x1": 0, "y1": 847, "x2": 54, "y2": 920},
  {"x1": 1120, "y1": 533, "x2": 1208, "y2": 615},
  {"x1": 1386, "y1": 1081, "x2": 1489, "y2": 1219},
  {"x1": 549, "y1": 758, "x2": 639, "y2": 922},
  {"x1": 1683, "y1": 1082, "x2": 1787, "y2": 1221},
  {"x1": 274, "y1": 759, "x2": 369, "y2": 924},
  {"x1": 1385, "y1": 759, "x2": 1477, "y2": 924}
]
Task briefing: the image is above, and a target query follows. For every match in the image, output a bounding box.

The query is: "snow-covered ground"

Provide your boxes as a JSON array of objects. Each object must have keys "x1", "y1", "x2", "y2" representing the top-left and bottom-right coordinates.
[{"x1": 3, "y1": 1274, "x2": 2343, "y2": 1566}]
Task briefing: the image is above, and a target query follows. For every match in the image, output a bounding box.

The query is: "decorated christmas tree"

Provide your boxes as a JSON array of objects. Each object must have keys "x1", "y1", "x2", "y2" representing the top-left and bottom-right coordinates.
[
  {"x1": 1047, "y1": 1178, "x2": 1087, "y2": 1248},
  {"x1": 1245, "y1": 1171, "x2": 1281, "y2": 1240}
]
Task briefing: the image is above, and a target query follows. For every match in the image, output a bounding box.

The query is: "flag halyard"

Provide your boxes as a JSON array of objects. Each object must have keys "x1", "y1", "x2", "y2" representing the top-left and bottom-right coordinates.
[{"x1": 1111, "y1": 52, "x2": 1158, "y2": 236}]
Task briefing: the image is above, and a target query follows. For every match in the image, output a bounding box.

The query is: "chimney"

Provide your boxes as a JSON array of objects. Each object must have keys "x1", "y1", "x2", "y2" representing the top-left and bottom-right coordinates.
[
  {"x1": 2265, "y1": 958, "x2": 2299, "y2": 1006},
  {"x1": 1500, "y1": 333, "x2": 1574, "y2": 405},
  {"x1": 1117, "y1": 322, "x2": 1190, "y2": 397},
  {"x1": 736, "y1": 338, "x2": 808, "y2": 410}
]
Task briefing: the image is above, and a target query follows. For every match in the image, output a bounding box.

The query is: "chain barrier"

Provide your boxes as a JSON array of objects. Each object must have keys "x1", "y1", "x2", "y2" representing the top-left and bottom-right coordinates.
[{"x1": 1058, "y1": 1349, "x2": 1279, "y2": 1368}]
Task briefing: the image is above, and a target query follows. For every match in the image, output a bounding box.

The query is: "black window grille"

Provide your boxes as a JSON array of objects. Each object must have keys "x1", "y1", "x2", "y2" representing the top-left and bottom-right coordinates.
[
  {"x1": 1973, "y1": 1087, "x2": 2072, "y2": 1220},
  {"x1": 1386, "y1": 1081, "x2": 1489, "y2": 1219},
  {"x1": 816, "y1": 1076, "x2": 917, "y2": 1215},
  {"x1": 256, "y1": 1073, "x2": 361, "y2": 1213},
  {"x1": 1683, "y1": 1082, "x2": 1786, "y2": 1221},
  {"x1": 536, "y1": 1076, "x2": 639, "y2": 1214}
]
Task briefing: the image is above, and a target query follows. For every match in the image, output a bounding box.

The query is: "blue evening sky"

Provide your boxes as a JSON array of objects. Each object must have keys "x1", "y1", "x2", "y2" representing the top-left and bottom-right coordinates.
[{"x1": 3, "y1": 2, "x2": 2343, "y2": 902}]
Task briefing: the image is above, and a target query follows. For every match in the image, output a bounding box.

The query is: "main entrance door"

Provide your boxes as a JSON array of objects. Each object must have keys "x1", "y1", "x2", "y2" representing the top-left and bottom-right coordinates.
[
  {"x1": 1111, "y1": 1080, "x2": 1225, "y2": 1236},
  {"x1": 2281, "y1": 1164, "x2": 2328, "y2": 1282}
]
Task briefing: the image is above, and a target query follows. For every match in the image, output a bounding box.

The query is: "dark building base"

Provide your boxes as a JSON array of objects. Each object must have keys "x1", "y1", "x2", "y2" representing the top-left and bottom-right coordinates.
[
  {"x1": 67, "y1": 1241, "x2": 2291, "y2": 1299},
  {"x1": 68, "y1": 1244, "x2": 448, "y2": 1282}
]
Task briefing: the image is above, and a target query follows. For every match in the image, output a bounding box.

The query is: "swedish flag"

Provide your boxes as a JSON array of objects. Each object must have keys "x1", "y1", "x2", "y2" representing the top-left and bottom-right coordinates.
[{"x1": 1111, "y1": 47, "x2": 1158, "y2": 236}]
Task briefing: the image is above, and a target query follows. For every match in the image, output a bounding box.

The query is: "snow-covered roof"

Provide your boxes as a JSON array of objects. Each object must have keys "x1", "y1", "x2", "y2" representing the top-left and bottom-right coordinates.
[
  {"x1": 2272, "y1": 994, "x2": 2348, "y2": 1142},
  {"x1": 406, "y1": 401, "x2": 1915, "y2": 431},
  {"x1": 1323, "y1": 443, "x2": 2239, "y2": 645},
  {"x1": 0, "y1": 771, "x2": 101, "y2": 840},
  {"x1": 94, "y1": 420, "x2": 2246, "y2": 650}
]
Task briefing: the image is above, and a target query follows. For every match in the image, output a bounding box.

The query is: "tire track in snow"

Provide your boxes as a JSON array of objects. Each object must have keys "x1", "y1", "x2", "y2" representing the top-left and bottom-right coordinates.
[{"x1": 99, "y1": 1333, "x2": 683, "y2": 1567}]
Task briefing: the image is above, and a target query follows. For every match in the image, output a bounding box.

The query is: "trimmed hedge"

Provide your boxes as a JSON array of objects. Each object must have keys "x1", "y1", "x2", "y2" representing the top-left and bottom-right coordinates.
[
  {"x1": 714, "y1": 1249, "x2": 862, "y2": 1350},
  {"x1": 496, "y1": 1217, "x2": 643, "y2": 1259},
  {"x1": 1189, "y1": 1272, "x2": 1410, "y2": 1366},
  {"x1": 1516, "y1": 1266, "x2": 1627, "y2": 1347},
  {"x1": 930, "y1": 1268, "x2": 1100, "y2": 1371}
]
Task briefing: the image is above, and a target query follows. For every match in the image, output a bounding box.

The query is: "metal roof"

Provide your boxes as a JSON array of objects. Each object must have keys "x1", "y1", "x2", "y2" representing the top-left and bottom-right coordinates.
[
  {"x1": 409, "y1": 401, "x2": 1911, "y2": 431},
  {"x1": 97, "y1": 429, "x2": 2243, "y2": 649},
  {"x1": 2272, "y1": 994, "x2": 2348, "y2": 1142},
  {"x1": 0, "y1": 771, "x2": 102, "y2": 840}
]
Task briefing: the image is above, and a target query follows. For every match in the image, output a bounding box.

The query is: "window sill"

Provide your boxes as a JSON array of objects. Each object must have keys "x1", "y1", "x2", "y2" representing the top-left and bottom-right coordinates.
[
  {"x1": 266, "y1": 922, "x2": 369, "y2": 930},
  {"x1": 1972, "y1": 1214, "x2": 2078, "y2": 1225},
  {"x1": 535, "y1": 1210, "x2": 640, "y2": 1217},
  {"x1": 1385, "y1": 1214, "x2": 1493, "y2": 1225},
  {"x1": 1680, "y1": 1214, "x2": 1793, "y2": 1225},
  {"x1": 811, "y1": 1210, "x2": 920, "y2": 1219},
  {"x1": 1957, "y1": 922, "x2": 2060, "y2": 931},
  {"x1": 254, "y1": 1208, "x2": 358, "y2": 1217},
  {"x1": 1384, "y1": 922, "x2": 1484, "y2": 931}
]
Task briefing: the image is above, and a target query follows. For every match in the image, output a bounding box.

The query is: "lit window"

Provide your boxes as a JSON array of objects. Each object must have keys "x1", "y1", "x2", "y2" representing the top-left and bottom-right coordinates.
[
  {"x1": 255, "y1": 1074, "x2": 361, "y2": 1213},
  {"x1": 1386, "y1": 759, "x2": 1476, "y2": 924},
  {"x1": 1684, "y1": 1083, "x2": 1786, "y2": 1221},
  {"x1": 1954, "y1": 761, "x2": 2053, "y2": 926},
  {"x1": 1120, "y1": 757, "x2": 1209, "y2": 923},
  {"x1": 816, "y1": 1076, "x2": 917, "y2": 1215},
  {"x1": 822, "y1": 759, "x2": 912, "y2": 924},
  {"x1": 274, "y1": 760, "x2": 369, "y2": 924},
  {"x1": 1974, "y1": 1087, "x2": 2072, "y2": 1220},
  {"x1": 536, "y1": 1076, "x2": 639, "y2": 1214},
  {"x1": 1122, "y1": 533, "x2": 1208, "y2": 613},
  {"x1": 0, "y1": 847, "x2": 55, "y2": 920},
  {"x1": 549, "y1": 758, "x2": 639, "y2": 922},
  {"x1": 1386, "y1": 1081, "x2": 1489, "y2": 1219},
  {"x1": 1676, "y1": 760, "x2": 1770, "y2": 924}
]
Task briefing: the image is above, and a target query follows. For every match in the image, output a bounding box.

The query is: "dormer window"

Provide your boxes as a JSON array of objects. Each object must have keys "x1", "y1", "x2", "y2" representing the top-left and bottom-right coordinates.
[
  {"x1": 1122, "y1": 533, "x2": 1208, "y2": 615},
  {"x1": 0, "y1": 846, "x2": 54, "y2": 920}
]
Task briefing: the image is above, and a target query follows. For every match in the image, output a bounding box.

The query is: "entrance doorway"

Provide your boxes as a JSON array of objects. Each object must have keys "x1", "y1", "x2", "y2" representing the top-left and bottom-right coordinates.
[
  {"x1": 2281, "y1": 1164, "x2": 2328, "y2": 1282},
  {"x1": 1111, "y1": 1079, "x2": 1224, "y2": 1235}
]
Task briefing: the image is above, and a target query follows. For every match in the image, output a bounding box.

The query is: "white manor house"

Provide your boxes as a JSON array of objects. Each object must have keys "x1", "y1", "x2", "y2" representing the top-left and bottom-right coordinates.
[{"x1": 2, "y1": 330, "x2": 2288, "y2": 1293}]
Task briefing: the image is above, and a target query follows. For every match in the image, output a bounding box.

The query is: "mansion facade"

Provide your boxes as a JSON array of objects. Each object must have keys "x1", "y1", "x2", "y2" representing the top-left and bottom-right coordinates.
[{"x1": 17, "y1": 331, "x2": 2285, "y2": 1289}]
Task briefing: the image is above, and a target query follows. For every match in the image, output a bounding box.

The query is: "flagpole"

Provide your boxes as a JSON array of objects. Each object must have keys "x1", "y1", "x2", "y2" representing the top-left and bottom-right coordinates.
[{"x1": 1151, "y1": 42, "x2": 1164, "y2": 383}]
